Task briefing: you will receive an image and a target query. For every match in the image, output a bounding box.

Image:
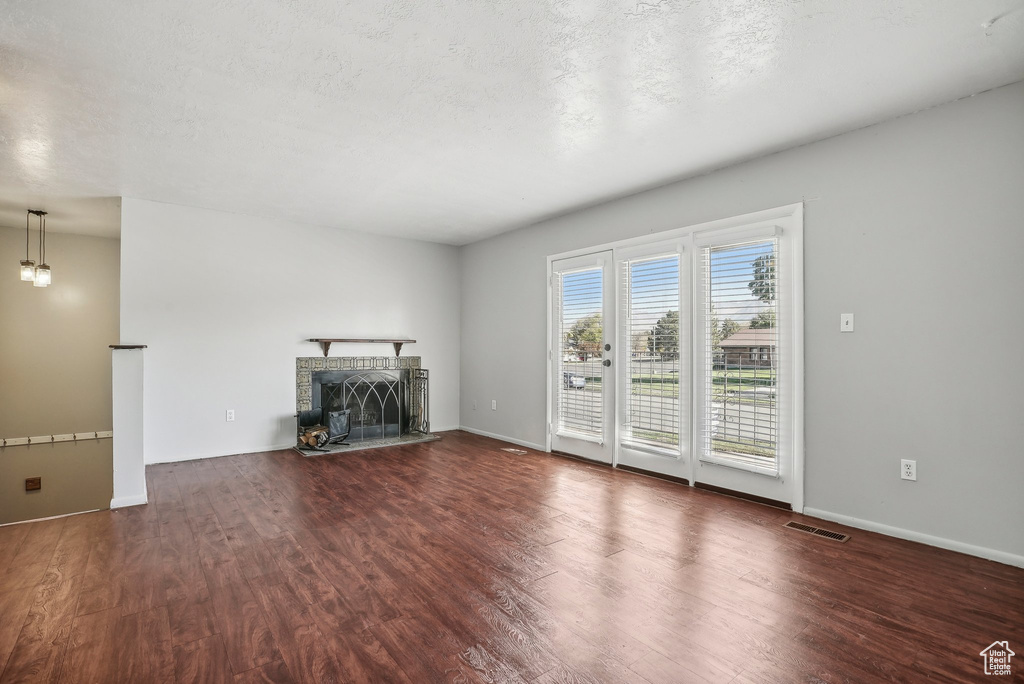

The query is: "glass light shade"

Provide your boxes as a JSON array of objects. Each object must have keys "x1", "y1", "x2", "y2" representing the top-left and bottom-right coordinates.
[
  {"x1": 20, "y1": 260, "x2": 35, "y2": 281},
  {"x1": 33, "y1": 264, "x2": 51, "y2": 287}
]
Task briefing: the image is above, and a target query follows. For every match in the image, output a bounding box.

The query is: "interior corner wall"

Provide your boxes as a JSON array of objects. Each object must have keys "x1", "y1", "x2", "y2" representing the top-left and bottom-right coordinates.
[
  {"x1": 458, "y1": 80, "x2": 1024, "y2": 561},
  {"x1": 0, "y1": 227, "x2": 118, "y2": 524},
  {"x1": 119, "y1": 199, "x2": 460, "y2": 464}
]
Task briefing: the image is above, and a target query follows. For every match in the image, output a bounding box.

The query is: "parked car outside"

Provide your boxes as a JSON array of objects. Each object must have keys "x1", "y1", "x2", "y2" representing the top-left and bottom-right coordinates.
[{"x1": 563, "y1": 372, "x2": 586, "y2": 389}]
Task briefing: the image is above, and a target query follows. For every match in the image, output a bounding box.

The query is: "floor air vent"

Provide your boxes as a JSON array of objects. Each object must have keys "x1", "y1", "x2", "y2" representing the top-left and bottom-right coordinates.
[{"x1": 783, "y1": 520, "x2": 850, "y2": 543}]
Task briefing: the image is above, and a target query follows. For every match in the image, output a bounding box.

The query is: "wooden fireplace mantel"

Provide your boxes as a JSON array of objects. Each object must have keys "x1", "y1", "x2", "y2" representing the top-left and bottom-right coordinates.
[{"x1": 307, "y1": 338, "x2": 415, "y2": 357}]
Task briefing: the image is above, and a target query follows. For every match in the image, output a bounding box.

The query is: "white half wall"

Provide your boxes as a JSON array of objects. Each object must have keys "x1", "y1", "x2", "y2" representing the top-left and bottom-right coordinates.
[
  {"x1": 111, "y1": 348, "x2": 147, "y2": 507},
  {"x1": 459, "y1": 81, "x2": 1024, "y2": 561},
  {"x1": 120, "y1": 199, "x2": 460, "y2": 464}
]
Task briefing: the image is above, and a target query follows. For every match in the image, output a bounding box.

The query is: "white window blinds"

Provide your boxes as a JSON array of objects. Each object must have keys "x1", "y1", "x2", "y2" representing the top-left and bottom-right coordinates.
[
  {"x1": 620, "y1": 254, "x2": 680, "y2": 451},
  {"x1": 700, "y1": 238, "x2": 779, "y2": 472},
  {"x1": 554, "y1": 267, "x2": 604, "y2": 438}
]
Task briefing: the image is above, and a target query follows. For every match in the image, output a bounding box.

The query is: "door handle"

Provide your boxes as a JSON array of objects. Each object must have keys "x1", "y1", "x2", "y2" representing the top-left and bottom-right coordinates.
[
  {"x1": 603, "y1": 359, "x2": 611, "y2": 367},
  {"x1": 604, "y1": 343, "x2": 611, "y2": 351}
]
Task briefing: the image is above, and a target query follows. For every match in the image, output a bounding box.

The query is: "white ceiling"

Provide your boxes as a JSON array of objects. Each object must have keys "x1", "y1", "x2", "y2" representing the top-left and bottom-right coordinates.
[{"x1": 1, "y1": 1, "x2": 1022, "y2": 244}]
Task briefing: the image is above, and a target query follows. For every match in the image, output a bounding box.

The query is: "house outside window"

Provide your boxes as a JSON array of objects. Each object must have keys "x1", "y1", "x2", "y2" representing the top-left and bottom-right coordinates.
[{"x1": 718, "y1": 328, "x2": 776, "y2": 368}]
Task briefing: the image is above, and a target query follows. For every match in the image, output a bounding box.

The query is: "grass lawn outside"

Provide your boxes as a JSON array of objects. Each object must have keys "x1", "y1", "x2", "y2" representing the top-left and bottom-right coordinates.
[
  {"x1": 711, "y1": 437, "x2": 776, "y2": 460},
  {"x1": 628, "y1": 428, "x2": 679, "y2": 448},
  {"x1": 563, "y1": 362, "x2": 778, "y2": 458},
  {"x1": 570, "y1": 371, "x2": 775, "y2": 401}
]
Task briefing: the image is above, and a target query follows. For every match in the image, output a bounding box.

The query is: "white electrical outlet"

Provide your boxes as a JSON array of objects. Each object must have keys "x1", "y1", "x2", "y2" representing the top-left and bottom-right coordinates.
[
  {"x1": 840, "y1": 313, "x2": 855, "y2": 332},
  {"x1": 491, "y1": 400, "x2": 497, "y2": 411},
  {"x1": 226, "y1": 409, "x2": 235, "y2": 422},
  {"x1": 901, "y1": 459, "x2": 917, "y2": 481}
]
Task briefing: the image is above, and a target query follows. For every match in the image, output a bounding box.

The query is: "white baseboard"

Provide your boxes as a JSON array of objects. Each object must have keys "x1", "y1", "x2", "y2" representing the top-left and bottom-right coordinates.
[
  {"x1": 803, "y1": 507, "x2": 1024, "y2": 569},
  {"x1": 110, "y1": 494, "x2": 149, "y2": 509},
  {"x1": 458, "y1": 426, "x2": 546, "y2": 452}
]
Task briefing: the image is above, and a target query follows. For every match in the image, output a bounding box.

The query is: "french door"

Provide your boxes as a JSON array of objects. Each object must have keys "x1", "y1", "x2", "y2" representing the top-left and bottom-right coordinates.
[
  {"x1": 549, "y1": 251, "x2": 615, "y2": 463},
  {"x1": 615, "y1": 240, "x2": 690, "y2": 480},
  {"x1": 548, "y1": 205, "x2": 803, "y2": 509}
]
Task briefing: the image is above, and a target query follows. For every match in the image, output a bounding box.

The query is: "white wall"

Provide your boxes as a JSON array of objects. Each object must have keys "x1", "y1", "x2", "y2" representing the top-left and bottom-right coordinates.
[
  {"x1": 460, "y1": 81, "x2": 1024, "y2": 562},
  {"x1": 120, "y1": 199, "x2": 460, "y2": 464}
]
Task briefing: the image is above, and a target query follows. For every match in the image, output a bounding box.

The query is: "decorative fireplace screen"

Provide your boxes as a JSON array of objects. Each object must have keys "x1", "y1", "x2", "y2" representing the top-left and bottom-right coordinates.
[
  {"x1": 297, "y1": 356, "x2": 429, "y2": 444},
  {"x1": 322, "y1": 371, "x2": 404, "y2": 441}
]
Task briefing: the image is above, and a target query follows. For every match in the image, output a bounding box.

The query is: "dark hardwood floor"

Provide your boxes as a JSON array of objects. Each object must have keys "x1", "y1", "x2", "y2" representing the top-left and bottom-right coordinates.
[{"x1": 1, "y1": 430, "x2": 1021, "y2": 683}]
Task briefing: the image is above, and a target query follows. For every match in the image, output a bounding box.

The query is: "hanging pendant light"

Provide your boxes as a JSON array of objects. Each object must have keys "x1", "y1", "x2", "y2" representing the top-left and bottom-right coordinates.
[
  {"x1": 30, "y1": 210, "x2": 51, "y2": 287},
  {"x1": 20, "y1": 211, "x2": 35, "y2": 281}
]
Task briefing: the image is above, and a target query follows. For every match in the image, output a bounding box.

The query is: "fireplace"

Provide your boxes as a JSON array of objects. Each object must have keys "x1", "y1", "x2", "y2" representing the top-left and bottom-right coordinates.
[{"x1": 295, "y1": 356, "x2": 429, "y2": 449}]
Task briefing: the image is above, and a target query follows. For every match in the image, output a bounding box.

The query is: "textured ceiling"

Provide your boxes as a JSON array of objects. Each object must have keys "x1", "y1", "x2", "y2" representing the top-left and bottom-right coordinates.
[{"x1": 1, "y1": 1, "x2": 1022, "y2": 244}]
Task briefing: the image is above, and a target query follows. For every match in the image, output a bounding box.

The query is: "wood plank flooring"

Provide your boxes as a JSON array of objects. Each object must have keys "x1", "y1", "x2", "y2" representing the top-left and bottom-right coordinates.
[{"x1": 1, "y1": 430, "x2": 1021, "y2": 683}]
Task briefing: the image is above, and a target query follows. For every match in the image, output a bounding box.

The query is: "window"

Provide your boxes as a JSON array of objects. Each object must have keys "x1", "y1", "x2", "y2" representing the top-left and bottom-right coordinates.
[
  {"x1": 553, "y1": 265, "x2": 604, "y2": 439},
  {"x1": 700, "y1": 238, "x2": 779, "y2": 472},
  {"x1": 620, "y1": 253, "x2": 681, "y2": 451},
  {"x1": 548, "y1": 203, "x2": 802, "y2": 507}
]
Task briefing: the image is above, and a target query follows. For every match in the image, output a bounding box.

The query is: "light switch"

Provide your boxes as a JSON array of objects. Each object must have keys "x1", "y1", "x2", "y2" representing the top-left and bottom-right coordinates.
[{"x1": 840, "y1": 313, "x2": 855, "y2": 332}]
